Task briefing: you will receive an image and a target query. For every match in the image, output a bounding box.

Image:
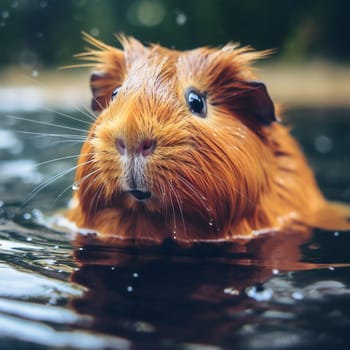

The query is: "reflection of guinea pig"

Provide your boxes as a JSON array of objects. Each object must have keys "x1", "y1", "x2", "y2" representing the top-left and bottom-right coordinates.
[{"x1": 66, "y1": 33, "x2": 350, "y2": 244}]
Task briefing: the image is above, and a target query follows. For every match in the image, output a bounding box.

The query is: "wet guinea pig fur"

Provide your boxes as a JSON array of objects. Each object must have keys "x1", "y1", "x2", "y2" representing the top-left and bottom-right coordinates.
[{"x1": 66, "y1": 34, "x2": 350, "y2": 244}]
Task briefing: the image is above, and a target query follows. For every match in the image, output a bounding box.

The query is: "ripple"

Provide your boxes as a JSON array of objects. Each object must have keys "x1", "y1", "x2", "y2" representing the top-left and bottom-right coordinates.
[
  {"x1": 0, "y1": 313, "x2": 130, "y2": 350},
  {"x1": 0, "y1": 263, "x2": 83, "y2": 301}
]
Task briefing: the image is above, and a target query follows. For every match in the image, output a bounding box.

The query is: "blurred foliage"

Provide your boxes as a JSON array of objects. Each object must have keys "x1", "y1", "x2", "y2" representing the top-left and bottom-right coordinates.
[{"x1": 0, "y1": 0, "x2": 349, "y2": 69}]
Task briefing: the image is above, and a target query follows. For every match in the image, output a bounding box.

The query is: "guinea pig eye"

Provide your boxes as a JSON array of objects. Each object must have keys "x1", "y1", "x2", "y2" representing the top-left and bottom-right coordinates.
[
  {"x1": 111, "y1": 86, "x2": 121, "y2": 101},
  {"x1": 185, "y1": 88, "x2": 207, "y2": 118}
]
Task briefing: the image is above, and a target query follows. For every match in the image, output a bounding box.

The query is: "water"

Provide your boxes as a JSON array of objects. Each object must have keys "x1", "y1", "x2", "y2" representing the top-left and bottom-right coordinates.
[{"x1": 0, "y1": 108, "x2": 350, "y2": 349}]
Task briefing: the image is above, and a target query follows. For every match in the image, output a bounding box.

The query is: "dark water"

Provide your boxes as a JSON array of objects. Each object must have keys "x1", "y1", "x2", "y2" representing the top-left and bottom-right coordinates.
[{"x1": 0, "y1": 108, "x2": 350, "y2": 349}]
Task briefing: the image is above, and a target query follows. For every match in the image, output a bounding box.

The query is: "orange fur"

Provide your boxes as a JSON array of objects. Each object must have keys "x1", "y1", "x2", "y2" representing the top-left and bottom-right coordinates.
[{"x1": 67, "y1": 34, "x2": 350, "y2": 244}]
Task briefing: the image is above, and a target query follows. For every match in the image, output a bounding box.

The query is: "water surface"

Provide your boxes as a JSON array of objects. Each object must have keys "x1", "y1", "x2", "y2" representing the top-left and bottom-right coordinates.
[{"x1": 0, "y1": 108, "x2": 350, "y2": 349}]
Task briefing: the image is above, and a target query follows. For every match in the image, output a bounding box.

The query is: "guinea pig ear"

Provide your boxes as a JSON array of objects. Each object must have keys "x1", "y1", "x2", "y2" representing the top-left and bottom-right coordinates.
[
  {"x1": 90, "y1": 72, "x2": 114, "y2": 111},
  {"x1": 240, "y1": 81, "x2": 276, "y2": 125},
  {"x1": 78, "y1": 32, "x2": 126, "y2": 111}
]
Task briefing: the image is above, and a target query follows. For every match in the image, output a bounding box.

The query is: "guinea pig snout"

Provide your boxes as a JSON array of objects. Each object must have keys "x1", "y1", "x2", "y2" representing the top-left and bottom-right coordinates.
[
  {"x1": 115, "y1": 136, "x2": 155, "y2": 200},
  {"x1": 116, "y1": 137, "x2": 156, "y2": 157}
]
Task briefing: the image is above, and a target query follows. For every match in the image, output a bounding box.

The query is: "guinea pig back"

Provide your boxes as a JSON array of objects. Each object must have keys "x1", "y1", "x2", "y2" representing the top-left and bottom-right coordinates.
[{"x1": 66, "y1": 33, "x2": 350, "y2": 244}]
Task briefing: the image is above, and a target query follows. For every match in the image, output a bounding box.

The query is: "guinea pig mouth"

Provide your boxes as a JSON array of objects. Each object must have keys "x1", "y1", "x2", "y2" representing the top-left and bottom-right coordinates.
[{"x1": 127, "y1": 190, "x2": 152, "y2": 201}]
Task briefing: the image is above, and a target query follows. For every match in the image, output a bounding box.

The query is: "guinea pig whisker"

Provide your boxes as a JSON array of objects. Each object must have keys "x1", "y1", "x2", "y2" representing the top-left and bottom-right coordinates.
[
  {"x1": 159, "y1": 166, "x2": 175, "y2": 226},
  {"x1": 14, "y1": 130, "x2": 87, "y2": 140},
  {"x1": 73, "y1": 104, "x2": 97, "y2": 123},
  {"x1": 230, "y1": 84, "x2": 265, "y2": 98},
  {"x1": 23, "y1": 159, "x2": 95, "y2": 206},
  {"x1": 45, "y1": 140, "x2": 86, "y2": 148},
  {"x1": 177, "y1": 175, "x2": 205, "y2": 202},
  {"x1": 42, "y1": 107, "x2": 93, "y2": 126},
  {"x1": 177, "y1": 150, "x2": 256, "y2": 206},
  {"x1": 177, "y1": 174, "x2": 221, "y2": 232},
  {"x1": 159, "y1": 178, "x2": 168, "y2": 214},
  {"x1": 77, "y1": 169, "x2": 106, "y2": 219},
  {"x1": 14, "y1": 131, "x2": 87, "y2": 147},
  {"x1": 92, "y1": 184, "x2": 106, "y2": 217},
  {"x1": 165, "y1": 178, "x2": 177, "y2": 236},
  {"x1": 73, "y1": 164, "x2": 107, "y2": 215},
  {"x1": 53, "y1": 167, "x2": 100, "y2": 207},
  {"x1": 185, "y1": 162, "x2": 256, "y2": 206},
  {"x1": 155, "y1": 171, "x2": 169, "y2": 223},
  {"x1": 33, "y1": 153, "x2": 94, "y2": 168},
  {"x1": 92, "y1": 96, "x2": 106, "y2": 111},
  {"x1": 169, "y1": 178, "x2": 187, "y2": 237},
  {"x1": 5, "y1": 115, "x2": 88, "y2": 134},
  {"x1": 160, "y1": 163, "x2": 187, "y2": 237},
  {"x1": 176, "y1": 174, "x2": 212, "y2": 211}
]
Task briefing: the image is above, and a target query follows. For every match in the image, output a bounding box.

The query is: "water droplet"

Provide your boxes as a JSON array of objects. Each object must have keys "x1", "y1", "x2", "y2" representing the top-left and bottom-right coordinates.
[
  {"x1": 314, "y1": 135, "x2": 333, "y2": 153},
  {"x1": 329, "y1": 266, "x2": 335, "y2": 271},
  {"x1": 309, "y1": 243, "x2": 320, "y2": 250},
  {"x1": 343, "y1": 189, "x2": 350, "y2": 201},
  {"x1": 135, "y1": 0, "x2": 165, "y2": 27},
  {"x1": 1, "y1": 11, "x2": 9, "y2": 19},
  {"x1": 246, "y1": 284, "x2": 273, "y2": 301},
  {"x1": 224, "y1": 287, "x2": 239, "y2": 296},
  {"x1": 39, "y1": 1, "x2": 48, "y2": 8},
  {"x1": 292, "y1": 291, "x2": 304, "y2": 300},
  {"x1": 127, "y1": 286, "x2": 133, "y2": 292},
  {"x1": 208, "y1": 219, "x2": 214, "y2": 226},
  {"x1": 20, "y1": 49, "x2": 38, "y2": 69},
  {"x1": 23, "y1": 212, "x2": 32, "y2": 220},
  {"x1": 272, "y1": 269, "x2": 279, "y2": 275},
  {"x1": 133, "y1": 272, "x2": 139, "y2": 278},
  {"x1": 26, "y1": 236, "x2": 33, "y2": 242},
  {"x1": 72, "y1": 183, "x2": 80, "y2": 191},
  {"x1": 78, "y1": 247, "x2": 84, "y2": 251},
  {"x1": 334, "y1": 231, "x2": 340, "y2": 237},
  {"x1": 90, "y1": 27, "x2": 99, "y2": 37},
  {"x1": 73, "y1": 0, "x2": 88, "y2": 7},
  {"x1": 54, "y1": 245, "x2": 59, "y2": 249},
  {"x1": 175, "y1": 12, "x2": 187, "y2": 25},
  {"x1": 111, "y1": 267, "x2": 115, "y2": 271}
]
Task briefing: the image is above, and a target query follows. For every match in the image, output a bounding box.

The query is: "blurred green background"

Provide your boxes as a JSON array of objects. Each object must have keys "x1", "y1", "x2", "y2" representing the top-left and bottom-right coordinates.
[
  {"x1": 1, "y1": 0, "x2": 350, "y2": 110},
  {"x1": 1, "y1": 0, "x2": 350, "y2": 68}
]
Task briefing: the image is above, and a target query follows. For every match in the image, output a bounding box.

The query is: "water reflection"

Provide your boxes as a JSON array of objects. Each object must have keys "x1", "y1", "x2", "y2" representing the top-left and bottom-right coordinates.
[
  {"x1": 0, "y1": 109, "x2": 350, "y2": 348},
  {"x1": 71, "y1": 229, "x2": 346, "y2": 348}
]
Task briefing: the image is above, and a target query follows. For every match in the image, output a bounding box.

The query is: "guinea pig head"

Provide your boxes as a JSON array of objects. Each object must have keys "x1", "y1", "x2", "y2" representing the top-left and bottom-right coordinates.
[{"x1": 73, "y1": 35, "x2": 277, "y2": 238}]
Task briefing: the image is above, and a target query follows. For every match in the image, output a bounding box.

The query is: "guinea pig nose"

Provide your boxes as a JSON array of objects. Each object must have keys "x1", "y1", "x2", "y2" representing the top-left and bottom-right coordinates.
[
  {"x1": 136, "y1": 138, "x2": 156, "y2": 157},
  {"x1": 129, "y1": 190, "x2": 152, "y2": 201},
  {"x1": 116, "y1": 138, "x2": 127, "y2": 155}
]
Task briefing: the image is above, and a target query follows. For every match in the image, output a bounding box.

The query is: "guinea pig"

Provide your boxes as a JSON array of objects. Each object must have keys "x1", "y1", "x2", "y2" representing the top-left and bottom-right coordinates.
[{"x1": 66, "y1": 33, "x2": 350, "y2": 245}]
